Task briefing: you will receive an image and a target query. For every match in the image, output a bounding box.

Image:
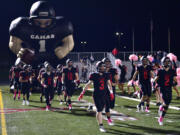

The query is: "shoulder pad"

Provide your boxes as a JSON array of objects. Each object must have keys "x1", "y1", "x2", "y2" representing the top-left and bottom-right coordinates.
[{"x1": 9, "y1": 17, "x2": 29, "y2": 36}]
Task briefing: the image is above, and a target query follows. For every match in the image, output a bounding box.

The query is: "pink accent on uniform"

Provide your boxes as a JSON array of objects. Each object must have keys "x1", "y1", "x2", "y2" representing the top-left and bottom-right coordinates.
[
  {"x1": 167, "y1": 53, "x2": 177, "y2": 62},
  {"x1": 159, "y1": 116, "x2": 163, "y2": 122},
  {"x1": 129, "y1": 54, "x2": 138, "y2": 61},
  {"x1": 14, "y1": 92, "x2": 16, "y2": 97},
  {"x1": 147, "y1": 55, "x2": 154, "y2": 62},
  {"x1": 18, "y1": 91, "x2": 21, "y2": 97},
  {"x1": 159, "y1": 105, "x2": 164, "y2": 111},
  {"x1": 115, "y1": 59, "x2": 122, "y2": 66},
  {"x1": 108, "y1": 118, "x2": 113, "y2": 123},
  {"x1": 145, "y1": 107, "x2": 150, "y2": 112}
]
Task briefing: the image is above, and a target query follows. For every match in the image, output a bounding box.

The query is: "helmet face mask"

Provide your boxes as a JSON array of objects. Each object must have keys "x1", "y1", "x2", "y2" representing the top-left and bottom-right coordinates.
[
  {"x1": 96, "y1": 61, "x2": 105, "y2": 73},
  {"x1": 141, "y1": 57, "x2": 148, "y2": 65},
  {"x1": 163, "y1": 58, "x2": 171, "y2": 68},
  {"x1": 66, "y1": 59, "x2": 73, "y2": 67},
  {"x1": 29, "y1": 1, "x2": 55, "y2": 29},
  {"x1": 33, "y1": 19, "x2": 53, "y2": 28}
]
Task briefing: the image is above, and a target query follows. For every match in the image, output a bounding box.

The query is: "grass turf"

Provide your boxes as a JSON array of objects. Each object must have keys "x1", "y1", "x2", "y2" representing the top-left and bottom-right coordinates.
[{"x1": 0, "y1": 84, "x2": 180, "y2": 135}]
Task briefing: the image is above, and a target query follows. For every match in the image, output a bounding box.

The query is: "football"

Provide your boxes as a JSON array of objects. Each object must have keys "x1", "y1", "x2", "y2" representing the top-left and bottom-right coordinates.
[{"x1": 20, "y1": 48, "x2": 35, "y2": 64}]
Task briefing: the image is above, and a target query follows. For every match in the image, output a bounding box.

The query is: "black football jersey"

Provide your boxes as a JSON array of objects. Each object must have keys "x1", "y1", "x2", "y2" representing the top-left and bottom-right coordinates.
[
  {"x1": 9, "y1": 17, "x2": 73, "y2": 66},
  {"x1": 13, "y1": 66, "x2": 22, "y2": 79},
  {"x1": 107, "y1": 68, "x2": 118, "y2": 83},
  {"x1": 63, "y1": 67, "x2": 77, "y2": 83},
  {"x1": 55, "y1": 70, "x2": 62, "y2": 83},
  {"x1": 137, "y1": 65, "x2": 152, "y2": 83},
  {"x1": 41, "y1": 72, "x2": 55, "y2": 86},
  {"x1": 89, "y1": 72, "x2": 109, "y2": 96},
  {"x1": 19, "y1": 71, "x2": 30, "y2": 81},
  {"x1": 157, "y1": 68, "x2": 176, "y2": 88}
]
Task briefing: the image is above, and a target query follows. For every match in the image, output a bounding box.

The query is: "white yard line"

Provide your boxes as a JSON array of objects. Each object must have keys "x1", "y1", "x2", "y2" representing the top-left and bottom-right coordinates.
[{"x1": 87, "y1": 88, "x2": 180, "y2": 111}]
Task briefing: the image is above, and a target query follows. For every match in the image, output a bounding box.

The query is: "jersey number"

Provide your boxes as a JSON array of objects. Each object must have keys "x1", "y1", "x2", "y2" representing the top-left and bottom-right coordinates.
[
  {"x1": 144, "y1": 71, "x2": 148, "y2": 80},
  {"x1": 164, "y1": 75, "x2": 170, "y2": 86},
  {"x1": 48, "y1": 78, "x2": 52, "y2": 85},
  {"x1": 99, "y1": 79, "x2": 105, "y2": 90},
  {"x1": 39, "y1": 40, "x2": 46, "y2": 52},
  {"x1": 67, "y1": 72, "x2": 73, "y2": 80}
]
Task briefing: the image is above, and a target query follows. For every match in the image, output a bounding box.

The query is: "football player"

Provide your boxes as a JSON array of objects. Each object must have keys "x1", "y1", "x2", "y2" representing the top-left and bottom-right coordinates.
[
  {"x1": 54, "y1": 64, "x2": 64, "y2": 104},
  {"x1": 19, "y1": 65, "x2": 30, "y2": 105},
  {"x1": 62, "y1": 59, "x2": 80, "y2": 110},
  {"x1": 153, "y1": 57, "x2": 177, "y2": 125},
  {"x1": 9, "y1": 1, "x2": 74, "y2": 67},
  {"x1": 41, "y1": 63, "x2": 55, "y2": 111},
  {"x1": 127, "y1": 60, "x2": 137, "y2": 96},
  {"x1": 12, "y1": 63, "x2": 23, "y2": 100},
  {"x1": 118, "y1": 64, "x2": 127, "y2": 95},
  {"x1": 133, "y1": 56, "x2": 154, "y2": 112},
  {"x1": 102, "y1": 58, "x2": 118, "y2": 109},
  {"x1": 78, "y1": 61, "x2": 114, "y2": 133}
]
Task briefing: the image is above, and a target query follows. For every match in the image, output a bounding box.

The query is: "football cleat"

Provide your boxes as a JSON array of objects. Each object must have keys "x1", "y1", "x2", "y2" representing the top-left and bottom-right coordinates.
[
  {"x1": 145, "y1": 107, "x2": 150, "y2": 113},
  {"x1": 46, "y1": 105, "x2": 50, "y2": 111},
  {"x1": 99, "y1": 126, "x2": 106, "y2": 132},
  {"x1": 59, "y1": 100, "x2": 63, "y2": 105},
  {"x1": 26, "y1": 101, "x2": 29, "y2": 105},
  {"x1": 141, "y1": 106, "x2": 145, "y2": 112},
  {"x1": 68, "y1": 104, "x2": 72, "y2": 110},
  {"x1": 136, "y1": 105, "x2": 140, "y2": 112},
  {"x1": 158, "y1": 105, "x2": 164, "y2": 117},
  {"x1": 158, "y1": 116, "x2": 163, "y2": 126},
  {"x1": 87, "y1": 105, "x2": 93, "y2": 112},
  {"x1": 22, "y1": 100, "x2": 25, "y2": 105},
  {"x1": 107, "y1": 118, "x2": 114, "y2": 126}
]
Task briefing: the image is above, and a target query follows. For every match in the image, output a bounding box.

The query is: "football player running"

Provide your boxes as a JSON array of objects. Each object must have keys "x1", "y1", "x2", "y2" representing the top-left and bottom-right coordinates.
[
  {"x1": 153, "y1": 57, "x2": 177, "y2": 125},
  {"x1": 54, "y1": 64, "x2": 64, "y2": 104},
  {"x1": 41, "y1": 63, "x2": 55, "y2": 111},
  {"x1": 78, "y1": 61, "x2": 114, "y2": 133},
  {"x1": 12, "y1": 63, "x2": 23, "y2": 100},
  {"x1": 9, "y1": 1, "x2": 74, "y2": 67},
  {"x1": 19, "y1": 65, "x2": 30, "y2": 105},
  {"x1": 133, "y1": 56, "x2": 154, "y2": 112},
  {"x1": 62, "y1": 59, "x2": 80, "y2": 110}
]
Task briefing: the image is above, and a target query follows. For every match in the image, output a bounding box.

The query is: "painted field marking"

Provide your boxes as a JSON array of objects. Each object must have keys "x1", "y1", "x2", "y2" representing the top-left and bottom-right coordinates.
[
  {"x1": 0, "y1": 89, "x2": 7, "y2": 135},
  {"x1": 87, "y1": 88, "x2": 180, "y2": 111}
]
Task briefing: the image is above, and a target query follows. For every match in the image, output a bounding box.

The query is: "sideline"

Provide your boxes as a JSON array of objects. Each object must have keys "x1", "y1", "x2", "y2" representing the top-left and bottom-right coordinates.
[{"x1": 0, "y1": 89, "x2": 7, "y2": 135}]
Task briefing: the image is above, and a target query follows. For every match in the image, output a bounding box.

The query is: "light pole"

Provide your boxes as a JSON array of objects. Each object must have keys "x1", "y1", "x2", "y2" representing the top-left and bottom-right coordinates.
[
  {"x1": 115, "y1": 32, "x2": 123, "y2": 49},
  {"x1": 168, "y1": 28, "x2": 171, "y2": 53},
  {"x1": 80, "y1": 41, "x2": 87, "y2": 52},
  {"x1": 132, "y1": 27, "x2": 135, "y2": 53}
]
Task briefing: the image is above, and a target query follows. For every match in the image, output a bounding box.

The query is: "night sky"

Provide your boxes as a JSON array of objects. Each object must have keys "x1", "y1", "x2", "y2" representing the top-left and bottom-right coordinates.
[{"x1": 1, "y1": 0, "x2": 180, "y2": 61}]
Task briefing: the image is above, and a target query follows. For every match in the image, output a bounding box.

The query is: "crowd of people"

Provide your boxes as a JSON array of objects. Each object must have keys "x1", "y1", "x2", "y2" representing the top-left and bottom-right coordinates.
[{"x1": 9, "y1": 53, "x2": 179, "y2": 132}]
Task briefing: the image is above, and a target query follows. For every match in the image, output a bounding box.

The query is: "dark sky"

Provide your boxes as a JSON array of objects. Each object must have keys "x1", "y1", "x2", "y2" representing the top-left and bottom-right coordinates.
[{"x1": 1, "y1": 0, "x2": 180, "y2": 61}]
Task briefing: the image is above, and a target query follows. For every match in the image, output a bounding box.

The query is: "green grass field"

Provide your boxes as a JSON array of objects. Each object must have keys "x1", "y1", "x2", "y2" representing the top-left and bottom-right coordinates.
[{"x1": 0, "y1": 84, "x2": 180, "y2": 135}]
